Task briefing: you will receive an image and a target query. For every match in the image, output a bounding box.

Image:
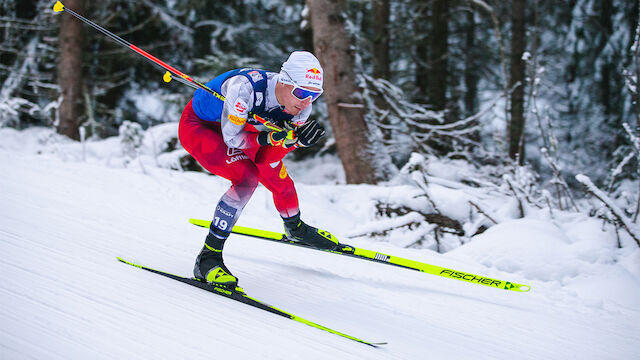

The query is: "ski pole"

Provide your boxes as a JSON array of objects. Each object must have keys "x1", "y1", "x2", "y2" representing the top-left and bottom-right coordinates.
[
  {"x1": 53, "y1": 1, "x2": 291, "y2": 134},
  {"x1": 52, "y1": 1, "x2": 221, "y2": 97}
]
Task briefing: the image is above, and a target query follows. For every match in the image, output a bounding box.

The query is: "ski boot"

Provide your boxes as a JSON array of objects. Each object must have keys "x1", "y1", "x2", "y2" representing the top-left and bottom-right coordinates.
[
  {"x1": 193, "y1": 244, "x2": 242, "y2": 292},
  {"x1": 283, "y1": 213, "x2": 348, "y2": 251}
]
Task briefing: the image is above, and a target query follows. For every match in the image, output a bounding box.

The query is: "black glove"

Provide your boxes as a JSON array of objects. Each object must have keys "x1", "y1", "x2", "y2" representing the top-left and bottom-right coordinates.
[
  {"x1": 295, "y1": 120, "x2": 325, "y2": 147},
  {"x1": 262, "y1": 105, "x2": 294, "y2": 128}
]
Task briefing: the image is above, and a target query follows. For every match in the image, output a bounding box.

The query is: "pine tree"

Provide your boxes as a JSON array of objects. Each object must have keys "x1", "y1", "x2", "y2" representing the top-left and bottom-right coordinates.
[{"x1": 1, "y1": 0, "x2": 60, "y2": 129}]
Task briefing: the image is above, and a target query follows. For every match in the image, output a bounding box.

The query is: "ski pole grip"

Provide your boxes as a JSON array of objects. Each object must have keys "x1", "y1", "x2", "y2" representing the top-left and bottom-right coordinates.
[{"x1": 53, "y1": 1, "x2": 64, "y2": 12}]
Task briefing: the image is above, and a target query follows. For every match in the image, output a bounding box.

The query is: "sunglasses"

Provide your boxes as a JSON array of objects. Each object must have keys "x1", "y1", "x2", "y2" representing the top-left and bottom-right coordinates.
[{"x1": 282, "y1": 70, "x2": 323, "y2": 102}]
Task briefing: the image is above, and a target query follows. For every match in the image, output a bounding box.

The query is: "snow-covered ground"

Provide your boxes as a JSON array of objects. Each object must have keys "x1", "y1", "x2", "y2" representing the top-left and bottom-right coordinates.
[{"x1": 1, "y1": 127, "x2": 639, "y2": 359}]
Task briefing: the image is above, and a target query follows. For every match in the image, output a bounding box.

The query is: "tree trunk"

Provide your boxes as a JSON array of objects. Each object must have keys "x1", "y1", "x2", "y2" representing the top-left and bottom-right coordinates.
[
  {"x1": 16, "y1": 0, "x2": 37, "y2": 19},
  {"x1": 372, "y1": 0, "x2": 390, "y2": 80},
  {"x1": 372, "y1": 0, "x2": 392, "y2": 142},
  {"x1": 599, "y1": 0, "x2": 613, "y2": 114},
  {"x1": 57, "y1": 0, "x2": 85, "y2": 140},
  {"x1": 464, "y1": 10, "x2": 478, "y2": 117},
  {"x1": 415, "y1": 3, "x2": 429, "y2": 100},
  {"x1": 428, "y1": 0, "x2": 448, "y2": 112},
  {"x1": 307, "y1": 0, "x2": 385, "y2": 184},
  {"x1": 509, "y1": 0, "x2": 526, "y2": 164}
]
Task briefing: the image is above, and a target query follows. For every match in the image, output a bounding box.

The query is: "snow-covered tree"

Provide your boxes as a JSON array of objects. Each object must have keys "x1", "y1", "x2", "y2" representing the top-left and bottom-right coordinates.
[{"x1": 0, "y1": 0, "x2": 60, "y2": 129}]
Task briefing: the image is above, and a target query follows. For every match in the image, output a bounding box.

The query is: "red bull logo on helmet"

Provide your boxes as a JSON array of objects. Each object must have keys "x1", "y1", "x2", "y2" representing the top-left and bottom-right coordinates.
[{"x1": 306, "y1": 68, "x2": 322, "y2": 82}]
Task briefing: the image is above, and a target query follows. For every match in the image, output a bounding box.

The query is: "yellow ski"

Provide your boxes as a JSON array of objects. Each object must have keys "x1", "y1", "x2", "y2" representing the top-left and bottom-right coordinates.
[{"x1": 190, "y1": 219, "x2": 531, "y2": 292}]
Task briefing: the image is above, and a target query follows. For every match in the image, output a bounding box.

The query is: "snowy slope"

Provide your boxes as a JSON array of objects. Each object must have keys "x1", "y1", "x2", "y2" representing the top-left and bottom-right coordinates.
[{"x1": 1, "y1": 137, "x2": 640, "y2": 359}]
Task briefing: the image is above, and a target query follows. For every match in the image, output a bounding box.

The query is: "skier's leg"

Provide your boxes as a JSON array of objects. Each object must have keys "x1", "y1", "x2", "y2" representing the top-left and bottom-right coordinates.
[
  {"x1": 256, "y1": 161, "x2": 340, "y2": 251},
  {"x1": 179, "y1": 100, "x2": 260, "y2": 286},
  {"x1": 194, "y1": 173, "x2": 258, "y2": 287},
  {"x1": 255, "y1": 160, "x2": 299, "y2": 218}
]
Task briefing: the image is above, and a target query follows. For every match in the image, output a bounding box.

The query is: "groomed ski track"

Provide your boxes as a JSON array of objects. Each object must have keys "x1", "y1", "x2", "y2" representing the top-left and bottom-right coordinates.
[{"x1": 1, "y1": 149, "x2": 638, "y2": 359}]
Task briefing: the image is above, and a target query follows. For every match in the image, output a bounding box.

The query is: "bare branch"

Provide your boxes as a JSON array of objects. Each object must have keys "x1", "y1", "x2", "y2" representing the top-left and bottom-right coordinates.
[
  {"x1": 469, "y1": 201, "x2": 498, "y2": 224},
  {"x1": 576, "y1": 174, "x2": 640, "y2": 247}
]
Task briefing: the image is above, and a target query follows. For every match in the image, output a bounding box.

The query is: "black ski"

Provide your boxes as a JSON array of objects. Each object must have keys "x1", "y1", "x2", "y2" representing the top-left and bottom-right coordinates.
[{"x1": 117, "y1": 257, "x2": 385, "y2": 347}]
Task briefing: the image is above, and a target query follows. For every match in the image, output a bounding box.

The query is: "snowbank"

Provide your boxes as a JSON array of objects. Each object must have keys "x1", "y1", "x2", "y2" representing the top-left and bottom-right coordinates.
[{"x1": 1, "y1": 127, "x2": 639, "y2": 359}]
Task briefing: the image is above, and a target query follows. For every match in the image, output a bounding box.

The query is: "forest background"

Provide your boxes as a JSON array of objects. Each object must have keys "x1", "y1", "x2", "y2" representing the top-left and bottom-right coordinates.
[{"x1": 1, "y1": 0, "x2": 639, "y2": 245}]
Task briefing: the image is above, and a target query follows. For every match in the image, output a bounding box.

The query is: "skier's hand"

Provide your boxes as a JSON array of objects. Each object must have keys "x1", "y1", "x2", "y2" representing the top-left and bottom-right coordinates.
[
  {"x1": 257, "y1": 130, "x2": 296, "y2": 148},
  {"x1": 295, "y1": 120, "x2": 325, "y2": 148}
]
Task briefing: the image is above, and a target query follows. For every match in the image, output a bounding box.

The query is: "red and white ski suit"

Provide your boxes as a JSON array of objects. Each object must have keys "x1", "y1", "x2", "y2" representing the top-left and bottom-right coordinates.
[{"x1": 179, "y1": 72, "x2": 309, "y2": 233}]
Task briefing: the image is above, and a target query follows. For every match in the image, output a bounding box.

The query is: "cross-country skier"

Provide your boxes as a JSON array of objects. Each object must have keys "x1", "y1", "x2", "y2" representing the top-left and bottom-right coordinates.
[{"x1": 179, "y1": 51, "x2": 347, "y2": 289}]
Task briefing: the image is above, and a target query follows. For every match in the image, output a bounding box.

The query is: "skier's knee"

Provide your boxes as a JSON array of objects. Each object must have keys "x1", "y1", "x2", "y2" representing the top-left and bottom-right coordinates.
[
  {"x1": 228, "y1": 175, "x2": 258, "y2": 204},
  {"x1": 237, "y1": 174, "x2": 259, "y2": 192}
]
